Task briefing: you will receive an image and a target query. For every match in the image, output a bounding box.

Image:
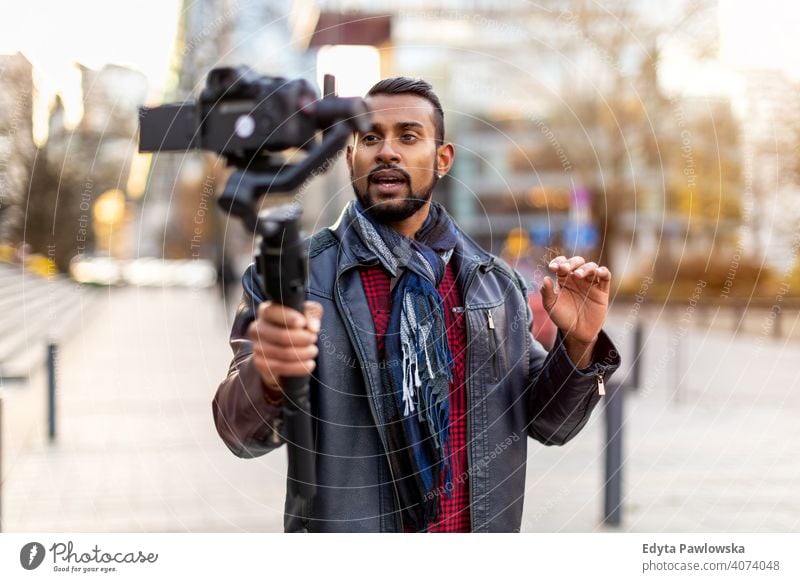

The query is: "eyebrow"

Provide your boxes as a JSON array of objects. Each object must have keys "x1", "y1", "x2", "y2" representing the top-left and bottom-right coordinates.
[{"x1": 366, "y1": 121, "x2": 427, "y2": 133}]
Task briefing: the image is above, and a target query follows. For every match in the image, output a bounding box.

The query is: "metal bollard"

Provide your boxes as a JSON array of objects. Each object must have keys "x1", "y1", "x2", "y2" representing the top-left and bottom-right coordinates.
[
  {"x1": 631, "y1": 320, "x2": 643, "y2": 390},
  {"x1": 603, "y1": 380, "x2": 624, "y2": 527},
  {"x1": 672, "y1": 306, "x2": 684, "y2": 405},
  {"x1": 47, "y1": 343, "x2": 57, "y2": 442}
]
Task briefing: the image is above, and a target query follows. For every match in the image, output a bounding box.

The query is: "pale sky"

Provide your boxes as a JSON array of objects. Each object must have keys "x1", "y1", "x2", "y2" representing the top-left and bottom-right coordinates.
[
  {"x1": 1, "y1": 0, "x2": 798, "y2": 142},
  {"x1": 719, "y1": 0, "x2": 800, "y2": 80},
  {"x1": 0, "y1": 0, "x2": 182, "y2": 89},
  {"x1": 655, "y1": 0, "x2": 800, "y2": 118}
]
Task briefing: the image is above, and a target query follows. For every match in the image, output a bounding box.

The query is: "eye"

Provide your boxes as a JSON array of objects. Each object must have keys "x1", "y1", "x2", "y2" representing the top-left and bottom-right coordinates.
[
  {"x1": 361, "y1": 134, "x2": 380, "y2": 144},
  {"x1": 400, "y1": 134, "x2": 418, "y2": 142}
]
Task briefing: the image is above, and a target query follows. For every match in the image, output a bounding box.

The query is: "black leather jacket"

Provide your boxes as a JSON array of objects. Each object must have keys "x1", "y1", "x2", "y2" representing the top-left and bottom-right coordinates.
[{"x1": 213, "y1": 210, "x2": 621, "y2": 532}]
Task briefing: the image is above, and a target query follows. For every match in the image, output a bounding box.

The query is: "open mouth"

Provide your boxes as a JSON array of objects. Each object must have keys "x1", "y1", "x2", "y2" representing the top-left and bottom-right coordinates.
[{"x1": 369, "y1": 169, "x2": 409, "y2": 194}]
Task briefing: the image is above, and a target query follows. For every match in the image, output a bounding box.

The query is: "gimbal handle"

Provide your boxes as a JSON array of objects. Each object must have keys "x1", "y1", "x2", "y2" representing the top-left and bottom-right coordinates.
[{"x1": 256, "y1": 204, "x2": 316, "y2": 532}]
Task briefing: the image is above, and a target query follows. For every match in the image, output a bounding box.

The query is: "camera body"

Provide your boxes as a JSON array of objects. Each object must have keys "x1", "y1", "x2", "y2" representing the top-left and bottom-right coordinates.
[{"x1": 139, "y1": 66, "x2": 366, "y2": 159}]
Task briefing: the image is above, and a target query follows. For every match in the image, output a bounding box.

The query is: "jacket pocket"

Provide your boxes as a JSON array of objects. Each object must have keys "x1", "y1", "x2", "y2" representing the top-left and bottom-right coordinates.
[
  {"x1": 466, "y1": 300, "x2": 509, "y2": 385},
  {"x1": 486, "y1": 307, "x2": 501, "y2": 383}
]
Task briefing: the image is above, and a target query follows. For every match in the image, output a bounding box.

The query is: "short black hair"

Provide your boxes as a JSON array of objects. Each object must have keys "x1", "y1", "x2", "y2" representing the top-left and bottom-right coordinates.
[{"x1": 365, "y1": 77, "x2": 445, "y2": 145}]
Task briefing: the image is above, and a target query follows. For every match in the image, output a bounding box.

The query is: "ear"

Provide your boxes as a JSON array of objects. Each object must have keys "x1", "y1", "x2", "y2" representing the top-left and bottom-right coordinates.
[
  {"x1": 436, "y1": 142, "x2": 455, "y2": 178},
  {"x1": 345, "y1": 144, "x2": 353, "y2": 173}
]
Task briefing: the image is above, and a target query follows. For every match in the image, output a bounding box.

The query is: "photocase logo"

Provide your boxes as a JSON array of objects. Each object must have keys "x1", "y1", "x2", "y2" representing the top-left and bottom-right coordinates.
[{"x1": 20, "y1": 542, "x2": 46, "y2": 570}]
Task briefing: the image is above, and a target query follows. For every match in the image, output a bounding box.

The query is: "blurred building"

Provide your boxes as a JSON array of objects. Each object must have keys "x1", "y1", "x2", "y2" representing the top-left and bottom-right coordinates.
[
  {"x1": 0, "y1": 52, "x2": 36, "y2": 244},
  {"x1": 739, "y1": 70, "x2": 800, "y2": 270},
  {"x1": 308, "y1": 1, "x2": 581, "y2": 254},
  {"x1": 139, "y1": 0, "x2": 321, "y2": 267},
  {"x1": 304, "y1": 0, "x2": 734, "y2": 283},
  {"x1": 140, "y1": 0, "x2": 745, "y2": 288}
]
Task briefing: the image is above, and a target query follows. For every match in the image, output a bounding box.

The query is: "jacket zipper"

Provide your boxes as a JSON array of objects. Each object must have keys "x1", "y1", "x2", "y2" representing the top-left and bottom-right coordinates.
[
  {"x1": 486, "y1": 309, "x2": 499, "y2": 383},
  {"x1": 461, "y1": 260, "x2": 486, "y2": 533},
  {"x1": 561, "y1": 368, "x2": 608, "y2": 444},
  {"x1": 596, "y1": 371, "x2": 606, "y2": 395},
  {"x1": 334, "y1": 264, "x2": 404, "y2": 531}
]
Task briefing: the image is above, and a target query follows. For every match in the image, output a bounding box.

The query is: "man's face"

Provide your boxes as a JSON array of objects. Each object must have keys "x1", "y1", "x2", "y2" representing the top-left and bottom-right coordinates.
[{"x1": 347, "y1": 93, "x2": 443, "y2": 223}]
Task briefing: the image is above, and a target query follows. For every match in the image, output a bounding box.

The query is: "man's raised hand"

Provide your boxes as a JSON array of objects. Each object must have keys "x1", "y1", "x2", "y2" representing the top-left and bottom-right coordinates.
[{"x1": 540, "y1": 256, "x2": 610, "y2": 359}]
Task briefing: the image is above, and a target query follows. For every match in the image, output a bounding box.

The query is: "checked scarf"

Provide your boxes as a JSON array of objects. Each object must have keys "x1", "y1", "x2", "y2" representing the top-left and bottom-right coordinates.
[{"x1": 346, "y1": 199, "x2": 459, "y2": 530}]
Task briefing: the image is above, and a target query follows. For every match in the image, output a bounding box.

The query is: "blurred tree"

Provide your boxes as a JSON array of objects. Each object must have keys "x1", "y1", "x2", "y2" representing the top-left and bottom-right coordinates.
[
  {"x1": 17, "y1": 96, "x2": 96, "y2": 272},
  {"x1": 664, "y1": 100, "x2": 742, "y2": 226},
  {"x1": 15, "y1": 64, "x2": 146, "y2": 273},
  {"x1": 535, "y1": 0, "x2": 727, "y2": 274}
]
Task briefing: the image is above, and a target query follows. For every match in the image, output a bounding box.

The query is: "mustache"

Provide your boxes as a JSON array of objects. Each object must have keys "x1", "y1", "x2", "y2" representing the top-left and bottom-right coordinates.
[{"x1": 366, "y1": 165, "x2": 411, "y2": 184}]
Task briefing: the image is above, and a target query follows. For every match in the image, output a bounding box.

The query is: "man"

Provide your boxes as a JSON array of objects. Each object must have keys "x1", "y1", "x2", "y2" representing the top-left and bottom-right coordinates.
[{"x1": 213, "y1": 77, "x2": 620, "y2": 533}]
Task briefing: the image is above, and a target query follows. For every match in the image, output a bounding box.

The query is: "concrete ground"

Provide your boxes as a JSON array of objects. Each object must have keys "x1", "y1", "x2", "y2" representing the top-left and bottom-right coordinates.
[
  {"x1": 2, "y1": 286, "x2": 285, "y2": 532},
  {"x1": 2, "y1": 287, "x2": 799, "y2": 532}
]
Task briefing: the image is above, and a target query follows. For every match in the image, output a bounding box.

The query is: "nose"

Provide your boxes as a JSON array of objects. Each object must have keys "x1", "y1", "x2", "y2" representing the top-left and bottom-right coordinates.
[{"x1": 375, "y1": 137, "x2": 400, "y2": 165}]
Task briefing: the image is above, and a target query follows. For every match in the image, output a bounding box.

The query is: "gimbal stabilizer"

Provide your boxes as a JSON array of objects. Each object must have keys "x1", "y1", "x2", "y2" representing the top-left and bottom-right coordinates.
[{"x1": 139, "y1": 68, "x2": 371, "y2": 531}]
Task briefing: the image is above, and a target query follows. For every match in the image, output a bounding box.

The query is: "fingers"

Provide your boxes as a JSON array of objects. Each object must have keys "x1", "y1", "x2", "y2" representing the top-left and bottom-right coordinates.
[
  {"x1": 579, "y1": 265, "x2": 611, "y2": 282},
  {"x1": 253, "y1": 349, "x2": 317, "y2": 379},
  {"x1": 253, "y1": 340, "x2": 319, "y2": 363},
  {"x1": 304, "y1": 301, "x2": 323, "y2": 333},
  {"x1": 256, "y1": 300, "x2": 323, "y2": 331},
  {"x1": 573, "y1": 261, "x2": 598, "y2": 279},
  {"x1": 573, "y1": 263, "x2": 612, "y2": 289},
  {"x1": 549, "y1": 255, "x2": 585, "y2": 277},
  {"x1": 248, "y1": 300, "x2": 324, "y2": 384},
  {"x1": 549, "y1": 256, "x2": 612, "y2": 284},
  {"x1": 248, "y1": 320, "x2": 317, "y2": 347},
  {"x1": 258, "y1": 301, "x2": 305, "y2": 329},
  {"x1": 539, "y1": 276, "x2": 556, "y2": 311}
]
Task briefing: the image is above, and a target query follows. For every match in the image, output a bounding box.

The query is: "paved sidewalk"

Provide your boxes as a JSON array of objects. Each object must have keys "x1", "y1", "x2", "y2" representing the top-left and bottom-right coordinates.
[
  {"x1": 2, "y1": 288, "x2": 799, "y2": 532},
  {"x1": 523, "y1": 308, "x2": 800, "y2": 532},
  {"x1": 2, "y1": 286, "x2": 286, "y2": 532}
]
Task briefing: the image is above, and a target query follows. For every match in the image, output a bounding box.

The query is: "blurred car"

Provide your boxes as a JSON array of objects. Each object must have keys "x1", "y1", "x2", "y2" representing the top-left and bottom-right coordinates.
[{"x1": 69, "y1": 256, "x2": 216, "y2": 287}]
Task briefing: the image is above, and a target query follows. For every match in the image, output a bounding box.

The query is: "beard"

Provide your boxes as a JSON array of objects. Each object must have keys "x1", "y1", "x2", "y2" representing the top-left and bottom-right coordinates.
[{"x1": 351, "y1": 160, "x2": 439, "y2": 223}]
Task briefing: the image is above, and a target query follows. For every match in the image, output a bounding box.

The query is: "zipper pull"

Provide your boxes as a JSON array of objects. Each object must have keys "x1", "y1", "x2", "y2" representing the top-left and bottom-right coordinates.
[
  {"x1": 486, "y1": 309, "x2": 495, "y2": 329},
  {"x1": 596, "y1": 373, "x2": 606, "y2": 396}
]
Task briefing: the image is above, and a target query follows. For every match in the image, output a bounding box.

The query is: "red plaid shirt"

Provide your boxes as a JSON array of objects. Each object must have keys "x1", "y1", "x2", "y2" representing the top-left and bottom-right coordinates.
[{"x1": 360, "y1": 262, "x2": 470, "y2": 533}]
